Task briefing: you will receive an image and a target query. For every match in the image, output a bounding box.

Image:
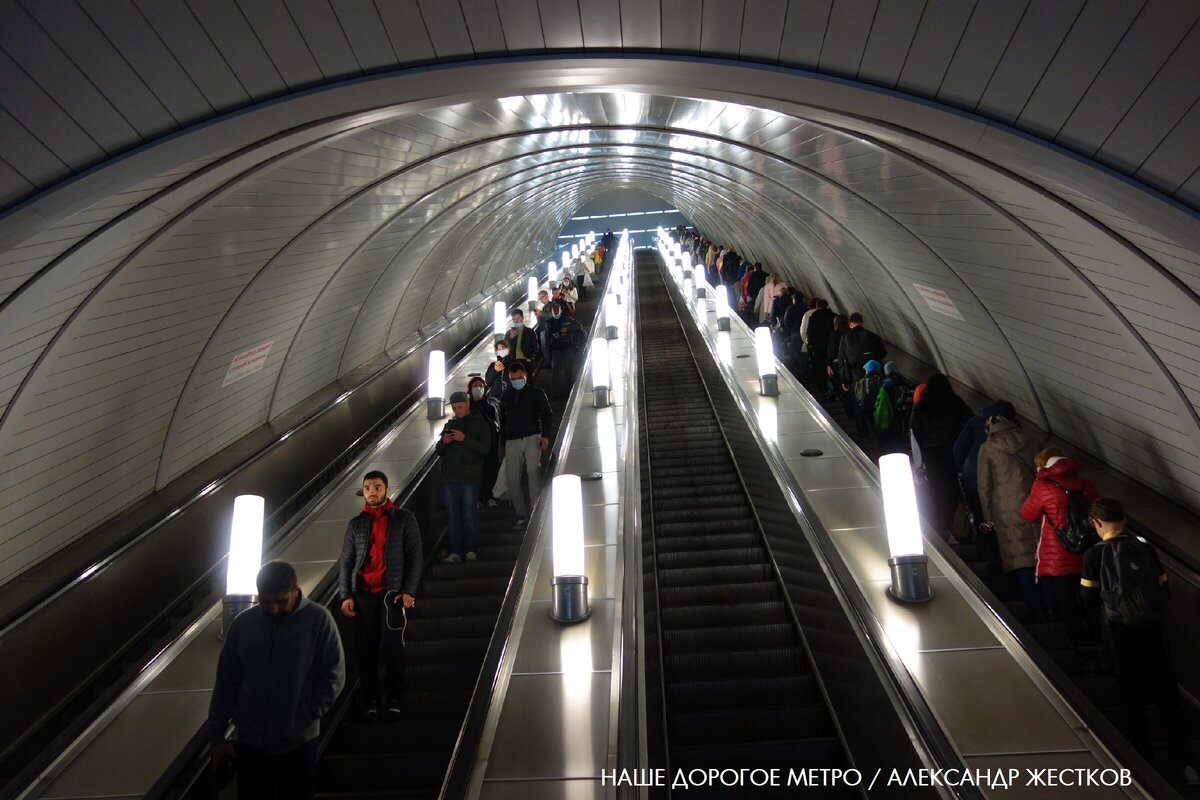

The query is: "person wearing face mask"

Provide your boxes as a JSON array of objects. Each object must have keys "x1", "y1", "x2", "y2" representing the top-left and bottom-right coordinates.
[
  {"x1": 486, "y1": 339, "x2": 511, "y2": 401},
  {"x1": 436, "y1": 391, "x2": 491, "y2": 562},
  {"x1": 505, "y1": 309, "x2": 541, "y2": 375},
  {"x1": 544, "y1": 301, "x2": 586, "y2": 391},
  {"x1": 499, "y1": 362, "x2": 555, "y2": 529},
  {"x1": 207, "y1": 561, "x2": 344, "y2": 799},
  {"x1": 468, "y1": 376, "x2": 501, "y2": 506}
]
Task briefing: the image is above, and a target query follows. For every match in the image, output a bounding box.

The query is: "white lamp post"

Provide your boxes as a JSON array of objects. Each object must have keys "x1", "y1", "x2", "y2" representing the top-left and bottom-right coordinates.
[
  {"x1": 547, "y1": 260, "x2": 556, "y2": 284},
  {"x1": 695, "y1": 294, "x2": 708, "y2": 325},
  {"x1": 715, "y1": 284, "x2": 731, "y2": 331},
  {"x1": 527, "y1": 276, "x2": 538, "y2": 310},
  {"x1": 221, "y1": 494, "x2": 264, "y2": 639},
  {"x1": 754, "y1": 326, "x2": 779, "y2": 396},
  {"x1": 591, "y1": 337, "x2": 611, "y2": 408},
  {"x1": 493, "y1": 301, "x2": 507, "y2": 336},
  {"x1": 605, "y1": 299, "x2": 620, "y2": 340},
  {"x1": 880, "y1": 454, "x2": 932, "y2": 602},
  {"x1": 691, "y1": 267, "x2": 706, "y2": 299},
  {"x1": 683, "y1": 275, "x2": 694, "y2": 301},
  {"x1": 427, "y1": 349, "x2": 446, "y2": 418},
  {"x1": 551, "y1": 474, "x2": 590, "y2": 623}
]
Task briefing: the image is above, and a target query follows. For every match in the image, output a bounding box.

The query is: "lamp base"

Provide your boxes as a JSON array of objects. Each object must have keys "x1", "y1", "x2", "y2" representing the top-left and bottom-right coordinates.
[
  {"x1": 593, "y1": 386, "x2": 611, "y2": 408},
  {"x1": 427, "y1": 398, "x2": 445, "y2": 419},
  {"x1": 759, "y1": 374, "x2": 779, "y2": 397},
  {"x1": 551, "y1": 575, "x2": 591, "y2": 624},
  {"x1": 717, "y1": 317, "x2": 731, "y2": 332},
  {"x1": 221, "y1": 594, "x2": 255, "y2": 640},
  {"x1": 887, "y1": 555, "x2": 933, "y2": 603},
  {"x1": 615, "y1": 294, "x2": 623, "y2": 305},
  {"x1": 606, "y1": 325, "x2": 618, "y2": 340},
  {"x1": 696, "y1": 286, "x2": 707, "y2": 299}
]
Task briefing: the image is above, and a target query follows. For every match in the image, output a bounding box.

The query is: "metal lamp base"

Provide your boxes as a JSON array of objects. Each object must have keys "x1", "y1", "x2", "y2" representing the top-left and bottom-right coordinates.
[
  {"x1": 551, "y1": 575, "x2": 591, "y2": 623},
  {"x1": 717, "y1": 317, "x2": 731, "y2": 332},
  {"x1": 427, "y1": 398, "x2": 445, "y2": 419},
  {"x1": 606, "y1": 325, "x2": 618, "y2": 340},
  {"x1": 696, "y1": 286, "x2": 707, "y2": 299},
  {"x1": 759, "y1": 374, "x2": 779, "y2": 396},
  {"x1": 221, "y1": 594, "x2": 255, "y2": 640},
  {"x1": 593, "y1": 386, "x2": 611, "y2": 408},
  {"x1": 887, "y1": 555, "x2": 933, "y2": 603}
]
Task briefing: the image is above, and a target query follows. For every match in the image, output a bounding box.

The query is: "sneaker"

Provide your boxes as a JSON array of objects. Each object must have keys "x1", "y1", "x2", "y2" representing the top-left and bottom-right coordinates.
[
  {"x1": 465, "y1": 551, "x2": 478, "y2": 562},
  {"x1": 485, "y1": 498, "x2": 499, "y2": 508},
  {"x1": 361, "y1": 702, "x2": 380, "y2": 723},
  {"x1": 1183, "y1": 765, "x2": 1199, "y2": 786},
  {"x1": 513, "y1": 518, "x2": 528, "y2": 530},
  {"x1": 441, "y1": 553, "x2": 462, "y2": 563},
  {"x1": 385, "y1": 703, "x2": 403, "y2": 721}
]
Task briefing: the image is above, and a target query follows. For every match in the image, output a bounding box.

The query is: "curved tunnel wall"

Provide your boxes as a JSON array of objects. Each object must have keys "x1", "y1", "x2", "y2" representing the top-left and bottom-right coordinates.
[{"x1": 0, "y1": 37, "x2": 1197, "y2": 585}]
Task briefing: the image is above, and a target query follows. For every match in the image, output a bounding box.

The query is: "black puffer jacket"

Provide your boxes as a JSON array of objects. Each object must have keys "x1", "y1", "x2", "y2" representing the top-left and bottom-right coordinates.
[
  {"x1": 500, "y1": 384, "x2": 555, "y2": 443},
  {"x1": 337, "y1": 507, "x2": 422, "y2": 599}
]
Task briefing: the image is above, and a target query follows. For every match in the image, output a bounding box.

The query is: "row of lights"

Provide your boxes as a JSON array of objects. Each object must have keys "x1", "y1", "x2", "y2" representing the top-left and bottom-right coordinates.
[{"x1": 655, "y1": 229, "x2": 930, "y2": 604}]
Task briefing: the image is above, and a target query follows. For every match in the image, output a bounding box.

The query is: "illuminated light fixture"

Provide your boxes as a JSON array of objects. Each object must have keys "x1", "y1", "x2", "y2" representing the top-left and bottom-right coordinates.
[
  {"x1": 715, "y1": 285, "x2": 731, "y2": 331},
  {"x1": 591, "y1": 337, "x2": 612, "y2": 408},
  {"x1": 221, "y1": 494, "x2": 264, "y2": 640},
  {"x1": 561, "y1": 251, "x2": 571, "y2": 276},
  {"x1": 880, "y1": 454, "x2": 932, "y2": 603},
  {"x1": 717, "y1": 331, "x2": 733, "y2": 366},
  {"x1": 683, "y1": 275, "x2": 694, "y2": 301},
  {"x1": 547, "y1": 260, "x2": 556, "y2": 283},
  {"x1": 427, "y1": 349, "x2": 446, "y2": 418},
  {"x1": 550, "y1": 474, "x2": 590, "y2": 623},
  {"x1": 695, "y1": 294, "x2": 708, "y2": 324},
  {"x1": 605, "y1": 299, "x2": 620, "y2": 340},
  {"x1": 493, "y1": 301, "x2": 507, "y2": 336},
  {"x1": 527, "y1": 276, "x2": 538, "y2": 308},
  {"x1": 692, "y1": 267, "x2": 707, "y2": 299},
  {"x1": 755, "y1": 327, "x2": 779, "y2": 396}
]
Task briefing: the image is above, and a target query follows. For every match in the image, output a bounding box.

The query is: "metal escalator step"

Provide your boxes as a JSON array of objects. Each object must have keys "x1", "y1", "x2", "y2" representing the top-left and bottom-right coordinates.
[
  {"x1": 671, "y1": 738, "x2": 845, "y2": 771},
  {"x1": 666, "y1": 647, "x2": 807, "y2": 679},
  {"x1": 653, "y1": 493, "x2": 745, "y2": 511},
  {"x1": 418, "y1": 576, "x2": 511, "y2": 599},
  {"x1": 661, "y1": 601, "x2": 790, "y2": 630},
  {"x1": 662, "y1": 622, "x2": 797, "y2": 654},
  {"x1": 660, "y1": 581, "x2": 781, "y2": 609},
  {"x1": 656, "y1": 563, "x2": 775, "y2": 587},
  {"x1": 654, "y1": 531, "x2": 759, "y2": 552},
  {"x1": 670, "y1": 704, "x2": 834, "y2": 746},
  {"x1": 408, "y1": 594, "x2": 501, "y2": 618},
  {"x1": 654, "y1": 506, "x2": 754, "y2": 523},
  {"x1": 655, "y1": 519, "x2": 756, "y2": 536},
  {"x1": 655, "y1": 548, "x2": 765, "y2": 570},
  {"x1": 405, "y1": 614, "x2": 495, "y2": 640},
  {"x1": 668, "y1": 673, "x2": 817, "y2": 710},
  {"x1": 650, "y1": 476, "x2": 737, "y2": 494},
  {"x1": 404, "y1": 636, "x2": 489, "y2": 665}
]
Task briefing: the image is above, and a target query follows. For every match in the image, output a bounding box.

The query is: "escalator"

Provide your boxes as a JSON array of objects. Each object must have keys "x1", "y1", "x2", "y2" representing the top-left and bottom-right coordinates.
[
  {"x1": 315, "y1": 272, "x2": 607, "y2": 799},
  {"x1": 634, "y1": 257, "x2": 857, "y2": 797}
]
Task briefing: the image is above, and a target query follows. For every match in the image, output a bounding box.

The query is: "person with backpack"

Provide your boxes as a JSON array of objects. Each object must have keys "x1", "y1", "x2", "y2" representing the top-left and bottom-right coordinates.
[
  {"x1": 1020, "y1": 448, "x2": 1099, "y2": 650},
  {"x1": 910, "y1": 374, "x2": 972, "y2": 540},
  {"x1": 851, "y1": 359, "x2": 884, "y2": 441},
  {"x1": 976, "y1": 412, "x2": 1043, "y2": 615},
  {"x1": 836, "y1": 312, "x2": 887, "y2": 388},
  {"x1": 1081, "y1": 498, "x2": 1198, "y2": 786}
]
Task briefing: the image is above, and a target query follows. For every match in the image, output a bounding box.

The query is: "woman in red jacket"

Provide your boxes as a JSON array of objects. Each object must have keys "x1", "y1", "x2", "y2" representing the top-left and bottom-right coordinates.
[{"x1": 1020, "y1": 448, "x2": 1099, "y2": 650}]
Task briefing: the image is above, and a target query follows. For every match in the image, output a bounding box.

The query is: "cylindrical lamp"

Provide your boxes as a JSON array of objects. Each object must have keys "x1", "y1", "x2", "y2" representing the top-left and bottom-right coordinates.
[
  {"x1": 493, "y1": 301, "x2": 507, "y2": 336},
  {"x1": 691, "y1": 267, "x2": 706, "y2": 298},
  {"x1": 754, "y1": 327, "x2": 779, "y2": 396},
  {"x1": 605, "y1": 299, "x2": 620, "y2": 340},
  {"x1": 683, "y1": 275, "x2": 694, "y2": 300},
  {"x1": 551, "y1": 474, "x2": 590, "y2": 623},
  {"x1": 591, "y1": 337, "x2": 611, "y2": 408},
  {"x1": 695, "y1": 295, "x2": 708, "y2": 324},
  {"x1": 547, "y1": 260, "x2": 557, "y2": 284},
  {"x1": 221, "y1": 494, "x2": 264, "y2": 640},
  {"x1": 715, "y1": 285, "x2": 731, "y2": 331},
  {"x1": 427, "y1": 349, "x2": 446, "y2": 418},
  {"x1": 527, "y1": 276, "x2": 538, "y2": 306},
  {"x1": 880, "y1": 454, "x2": 932, "y2": 602}
]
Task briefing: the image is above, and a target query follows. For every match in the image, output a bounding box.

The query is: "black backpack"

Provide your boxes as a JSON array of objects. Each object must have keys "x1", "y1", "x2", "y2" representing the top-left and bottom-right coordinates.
[
  {"x1": 1043, "y1": 478, "x2": 1099, "y2": 554},
  {"x1": 1098, "y1": 536, "x2": 1166, "y2": 629}
]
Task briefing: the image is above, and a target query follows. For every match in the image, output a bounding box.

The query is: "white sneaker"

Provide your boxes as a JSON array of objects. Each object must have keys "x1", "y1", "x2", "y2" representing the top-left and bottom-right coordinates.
[
  {"x1": 465, "y1": 551, "x2": 478, "y2": 562},
  {"x1": 1183, "y1": 765, "x2": 1199, "y2": 786},
  {"x1": 441, "y1": 553, "x2": 461, "y2": 563}
]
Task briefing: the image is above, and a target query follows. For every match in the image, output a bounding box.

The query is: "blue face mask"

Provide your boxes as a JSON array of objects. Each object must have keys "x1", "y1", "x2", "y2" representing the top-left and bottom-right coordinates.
[
  {"x1": 510, "y1": 378, "x2": 526, "y2": 390},
  {"x1": 510, "y1": 320, "x2": 522, "y2": 329},
  {"x1": 551, "y1": 312, "x2": 561, "y2": 319}
]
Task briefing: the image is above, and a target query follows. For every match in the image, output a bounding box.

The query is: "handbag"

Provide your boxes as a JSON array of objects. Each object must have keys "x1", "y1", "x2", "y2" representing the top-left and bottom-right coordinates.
[{"x1": 492, "y1": 463, "x2": 509, "y2": 500}]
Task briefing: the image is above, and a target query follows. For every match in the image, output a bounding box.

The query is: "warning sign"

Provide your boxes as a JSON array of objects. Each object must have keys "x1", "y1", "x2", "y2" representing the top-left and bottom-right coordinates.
[
  {"x1": 223, "y1": 341, "x2": 274, "y2": 386},
  {"x1": 913, "y1": 284, "x2": 964, "y2": 321}
]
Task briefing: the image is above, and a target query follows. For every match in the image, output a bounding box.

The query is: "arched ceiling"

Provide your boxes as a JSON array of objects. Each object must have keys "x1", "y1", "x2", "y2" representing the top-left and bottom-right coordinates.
[{"x1": 0, "y1": 5, "x2": 1198, "y2": 586}]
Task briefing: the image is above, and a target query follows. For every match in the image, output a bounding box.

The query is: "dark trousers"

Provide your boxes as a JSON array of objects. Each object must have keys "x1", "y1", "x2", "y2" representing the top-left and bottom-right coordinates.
[
  {"x1": 234, "y1": 739, "x2": 318, "y2": 800},
  {"x1": 1038, "y1": 574, "x2": 1090, "y2": 648},
  {"x1": 549, "y1": 346, "x2": 578, "y2": 390},
  {"x1": 479, "y1": 440, "x2": 500, "y2": 502},
  {"x1": 353, "y1": 590, "x2": 405, "y2": 705},
  {"x1": 1110, "y1": 628, "x2": 1193, "y2": 770},
  {"x1": 443, "y1": 481, "x2": 480, "y2": 555}
]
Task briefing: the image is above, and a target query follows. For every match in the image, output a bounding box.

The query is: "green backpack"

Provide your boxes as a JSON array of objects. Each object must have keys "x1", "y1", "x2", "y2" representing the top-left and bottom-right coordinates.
[{"x1": 873, "y1": 386, "x2": 894, "y2": 432}]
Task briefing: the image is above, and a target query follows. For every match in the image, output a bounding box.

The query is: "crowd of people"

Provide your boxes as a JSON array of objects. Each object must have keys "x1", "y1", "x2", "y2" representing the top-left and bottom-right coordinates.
[
  {"x1": 677, "y1": 227, "x2": 1196, "y2": 786},
  {"x1": 204, "y1": 230, "x2": 616, "y2": 797}
]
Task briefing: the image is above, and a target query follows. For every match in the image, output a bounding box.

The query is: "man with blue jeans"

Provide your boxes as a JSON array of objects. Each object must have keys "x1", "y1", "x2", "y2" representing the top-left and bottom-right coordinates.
[{"x1": 436, "y1": 391, "x2": 490, "y2": 562}]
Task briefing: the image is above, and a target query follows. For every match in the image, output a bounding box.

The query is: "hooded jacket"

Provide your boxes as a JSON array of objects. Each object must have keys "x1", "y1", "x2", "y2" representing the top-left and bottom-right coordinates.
[
  {"x1": 207, "y1": 594, "x2": 345, "y2": 754},
  {"x1": 953, "y1": 403, "x2": 1012, "y2": 497},
  {"x1": 1020, "y1": 457, "x2": 1099, "y2": 577},
  {"x1": 976, "y1": 420, "x2": 1041, "y2": 572}
]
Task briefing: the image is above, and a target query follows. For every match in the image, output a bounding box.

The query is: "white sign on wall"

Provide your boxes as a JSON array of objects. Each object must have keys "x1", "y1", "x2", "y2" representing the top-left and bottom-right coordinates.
[
  {"x1": 223, "y1": 341, "x2": 274, "y2": 387},
  {"x1": 913, "y1": 284, "x2": 964, "y2": 321}
]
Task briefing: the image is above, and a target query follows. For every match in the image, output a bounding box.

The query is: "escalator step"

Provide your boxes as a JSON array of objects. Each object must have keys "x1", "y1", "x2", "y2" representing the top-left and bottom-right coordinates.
[
  {"x1": 666, "y1": 647, "x2": 807, "y2": 679},
  {"x1": 418, "y1": 576, "x2": 511, "y2": 599},
  {"x1": 662, "y1": 622, "x2": 797, "y2": 654},
  {"x1": 654, "y1": 531, "x2": 760, "y2": 552},
  {"x1": 405, "y1": 614, "x2": 495, "y2": 641},
  {"x1": 653, "y1": 493, "x2": 745, "y2": 511},
  {"x1": 655, "y1": 548, "x2": 765, "y2": 570},
  {"x1": 656, "y1": 563, "x2": 775, "y2": 587},
  {"x1": 668, "y1": 673, "x2": 817, "y2": 710},
  {"x1": 669, "y1": 704, "x2": 834, "y2": 746},
  {"x1": 660, "y1": 581, "x2": 781, "y2": 609},
  {"x1": 405, "y1": 636, "x2": 489, "y2": 664}
]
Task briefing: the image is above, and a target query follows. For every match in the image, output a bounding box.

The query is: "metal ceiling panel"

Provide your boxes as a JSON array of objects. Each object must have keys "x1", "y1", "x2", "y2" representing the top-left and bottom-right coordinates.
[
  {"x1": 459, "y1": 0, "x2": 509, "y2": 56},
  {"x1": 700, "y1": 0, "x2": 745, "y2": 57},
  {"x1": 536, "y1": 0, "x2": 581, "y2": 49},
  {"x1": 333, "y1": 0, "x2": 402, "y2": 71},
  {"x1": 777, "y1": 0, "x2": 832, "y2": 67},
  {"x1": 660, "y1": 0, "x2": 702, "y2": 51},
  {"x1": 579, "y1": 0, "x2": 622, "y2": 47},
  {"x1": 738, "y1": 0, "x2": 787, "y2": 62},
  {"x1": 818, "y1": 0, "x2": 877, "y2": 78},
  {"x1": 134, "y1": 0, "x2": 251, "y2": 109},
  {"x1": 856, "y1": 0, "x2": 927, "y2": 86},
  {"x1": 236, "y1": 0, "x2": 326, "y2": 87},
  {"x1": 935, "y1": 0, "x2": 1029, "y2": 108},
  {"x1": 374, "y1": 0, "x2": 438, "y2": 64},
  {"x1": 619, "y1": 0, "x2": 662, "y2": 49},
  {"x1": 895, "y1": 0, "x2": 976, "y2": 97},
  {"x1": 416, "y1": 0, "x2": 476, "y2": 58},
  {"x1": 286, "y1": 0, "x2": 366, "y2": 76},
  {"x1": 187, "y1": 0, "x2": 286, "y2": 99}
]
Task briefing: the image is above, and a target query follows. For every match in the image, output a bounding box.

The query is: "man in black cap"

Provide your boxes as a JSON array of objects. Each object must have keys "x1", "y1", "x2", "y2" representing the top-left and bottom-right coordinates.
[{"x1": 435, "y1": 390, "x2": 490, "y2": 562}]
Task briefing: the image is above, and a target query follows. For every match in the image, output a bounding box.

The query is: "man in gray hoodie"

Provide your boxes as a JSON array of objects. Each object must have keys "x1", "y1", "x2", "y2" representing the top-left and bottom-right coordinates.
[{"x1": 207, "y1": 560, "x2": 345, "y2": 799}]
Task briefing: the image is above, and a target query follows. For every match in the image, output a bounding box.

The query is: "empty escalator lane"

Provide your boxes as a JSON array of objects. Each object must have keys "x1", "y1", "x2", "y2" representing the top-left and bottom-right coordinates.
[{"x1": 635, "y1": 257, "x2": 856, "y2": 797}]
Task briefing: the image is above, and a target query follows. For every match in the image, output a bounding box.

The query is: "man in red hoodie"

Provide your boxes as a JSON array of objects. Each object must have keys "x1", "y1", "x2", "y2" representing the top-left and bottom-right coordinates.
[
  {"x1": 337, "y1": 471, "x2": 423, "y2": 720},
  {"x1": 1020, "y1": 448, "x2": 1099, "y2": 650}
]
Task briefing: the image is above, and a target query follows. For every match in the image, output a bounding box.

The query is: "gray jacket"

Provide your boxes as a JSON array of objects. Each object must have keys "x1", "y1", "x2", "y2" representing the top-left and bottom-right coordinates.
[
  {"x1": 207, "y1": 594, "x2": 345, "y2": 753},
  {"x1": 337, "y1": 506, "x2": 423, "y2": 599}
]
